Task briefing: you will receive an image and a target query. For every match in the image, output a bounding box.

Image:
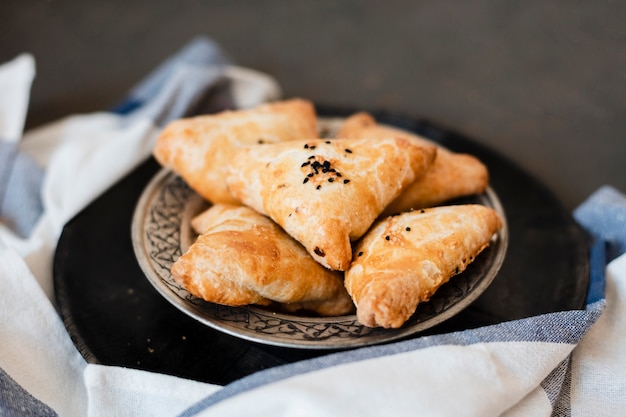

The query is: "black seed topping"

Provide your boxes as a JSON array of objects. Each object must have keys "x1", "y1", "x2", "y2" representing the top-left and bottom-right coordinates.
[
  {"x1": 301, "y1": 156, "x2": 348, "y2": 187},
  {"x1": 385, "y1": 235, "x2": 390, "y2": 241},
  {"x1": 304, "y1": 144, "x2": 309, "y2": 149},
  {"x1": 420, "y1": 209, "x2": 425, "y2": 213},
  {"x1": 314, "y1": 247, "x2": 326, "y2": 257},
  {"x1": 303, "y1": 177, "x2": 309, "y2": 184},
  {"x1": 345, "y1": 148, "x2": 353, "y2": 153},
  {"x1": 406, "y1": 227, "x2": 411, "y2": 231},
  {"x1": 309, "y1": 145, "x2": 316, "y2": 150},
  {"x1": 358, "y1": 251, "x2": 363, "y2": 257},
  {"x1": 325, "y1": 140, "x2": 331, "y2": 144},
  {"x1": 316, "y1": 185, "x2": 321, "y2": 190}
]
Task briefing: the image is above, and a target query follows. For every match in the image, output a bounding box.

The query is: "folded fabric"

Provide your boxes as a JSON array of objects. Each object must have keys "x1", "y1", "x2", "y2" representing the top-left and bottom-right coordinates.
[
  {"x1": 0, "y1": 37, "x2": 279, "y2": 416},
  {"x1": 0, "y1": 54, "x2": 42, "y2": 238},
  {"x1": 1, "y1": 36, "x2": 625, "y2": 417}
]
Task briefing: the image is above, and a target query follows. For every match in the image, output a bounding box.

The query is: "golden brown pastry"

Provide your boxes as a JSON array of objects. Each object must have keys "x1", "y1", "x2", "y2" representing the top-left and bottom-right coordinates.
[
  {"x1": 153, "y1": 98, "x2": 318, "y2": 205},
  {"x1": 337, "y1": 113, "x2": 489, "y2": 214},
  {"x1": 226, "y1": 137, "x2": 437, "y2": 271},
  {"x1": 172, "y1": 204, "x2": 354, "y2": 316},
  {"x1": 345, "y1": 204, "x2": 503, "y2": 328}
]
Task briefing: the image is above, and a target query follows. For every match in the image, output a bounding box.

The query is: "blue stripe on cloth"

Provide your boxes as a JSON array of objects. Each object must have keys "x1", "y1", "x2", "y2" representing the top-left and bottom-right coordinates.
[
  {"x1": 541, "y1": 355, "x2": 572, "y2": 414},
  {"x1": 574, "y1": 185, "x2": 626, "y2": 262},
  {"x1": 178, "y1": 300, "x2": 605, "y2": 416},
  {"x1": 0, "y1": 141, "x2": 44, "y2": 237},
  {"x1": 110, "y1": 98, "x2": 143, "y2": 115},
  {"x1": 0, "y1": 367, "x2": 58, "y2": 417},
  {"x1": 110, "y1": 36, "x2": 232, "y2": 123},
  {"x1": 587, "y1": 240, "x2": 608, "y2": 304}
]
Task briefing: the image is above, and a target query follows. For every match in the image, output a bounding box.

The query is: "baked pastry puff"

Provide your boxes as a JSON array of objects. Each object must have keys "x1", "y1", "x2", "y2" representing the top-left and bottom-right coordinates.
[
  {"x1": 226, "y1": 137, "x2": 437, "y2": 270},
  {"x1": 153, "y1": 98, "x2": 318, "y2": 205},
  {"x1": 337, "y1": 113, "x2": 489, "y2": 214},
  {"x1": 345, "y1": 204, "x2": 503, "y2": 328},
  {"x1": 171, "y1": 204, "x2": 354, "y2": 316}
]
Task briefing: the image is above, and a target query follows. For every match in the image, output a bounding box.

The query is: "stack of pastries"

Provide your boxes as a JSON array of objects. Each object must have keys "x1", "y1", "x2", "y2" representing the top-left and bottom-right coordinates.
[{"x1": 152, "y1": 98, "x2": 503, "y2": 329}]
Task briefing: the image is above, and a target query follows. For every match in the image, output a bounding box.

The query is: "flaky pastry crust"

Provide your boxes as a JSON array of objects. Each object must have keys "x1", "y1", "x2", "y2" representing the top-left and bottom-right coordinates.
[
  {"x1": 171, "y1": 204, "x2": 353, "y2": 316},
  {"x1": 345, "y1": 204, "x2": 503, "y2": 328},
  {"x1": 337, "y1": 112, "x2": 489, "y2": 214},
  {"x1": 153, "y1": 98, "x2": 318, "y2": 204},
  {"x1": 226, "y1": 137, "x2": 437, "y2": 270}
]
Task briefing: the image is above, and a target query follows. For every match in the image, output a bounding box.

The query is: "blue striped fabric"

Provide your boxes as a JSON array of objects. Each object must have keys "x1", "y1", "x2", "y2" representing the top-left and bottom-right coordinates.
[{"x1": 0, "y1": 36, "x2": 233, "y2": 417}]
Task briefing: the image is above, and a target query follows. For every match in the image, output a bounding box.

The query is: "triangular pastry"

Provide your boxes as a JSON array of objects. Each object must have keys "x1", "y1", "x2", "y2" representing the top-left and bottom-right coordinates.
[
  {"x1": 345, "y1": 204, "x2": 503, "y2": 328},
  {"x1": 226, "y1": 137, "x2": 437, "y2": 270},
  {"x1": 153, "y1": 98, "x2": 318, "y2": 204},
  {"x1": 337, "y1": 113, "x2": 489, "y2": 214},
  {"x1": 171, "y1": 204, "x2": 354, "y2": 316}
]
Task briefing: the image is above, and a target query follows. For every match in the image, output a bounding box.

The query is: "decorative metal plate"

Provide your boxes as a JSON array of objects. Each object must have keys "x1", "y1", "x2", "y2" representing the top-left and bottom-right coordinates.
[{"x1": 131, "y1": 124, "x2": 508, "y2": 349}]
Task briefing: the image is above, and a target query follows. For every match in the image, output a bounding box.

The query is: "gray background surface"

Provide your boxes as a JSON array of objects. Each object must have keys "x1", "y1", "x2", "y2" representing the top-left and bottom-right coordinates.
[{"x1": 1, "y1": 0, "x2": 624, "y2": 210}]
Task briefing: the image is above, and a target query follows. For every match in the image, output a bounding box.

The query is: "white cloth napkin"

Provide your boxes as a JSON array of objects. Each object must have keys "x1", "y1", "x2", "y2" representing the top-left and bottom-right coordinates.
[{"x1": 1, "y1": 37, "x2": 625, "y2": 417}]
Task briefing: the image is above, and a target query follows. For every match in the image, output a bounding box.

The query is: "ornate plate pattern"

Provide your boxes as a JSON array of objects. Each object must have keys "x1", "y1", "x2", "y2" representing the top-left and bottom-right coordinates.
[{"x1": 131, "y1": 124, "x2": 509, "y2": 349}]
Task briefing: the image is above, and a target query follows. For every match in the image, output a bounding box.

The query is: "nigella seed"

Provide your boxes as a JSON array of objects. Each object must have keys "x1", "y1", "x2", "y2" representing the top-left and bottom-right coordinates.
[
  {"x1": 314, "y1": 247, "x2": 326, "y2": 257},
  {"x1": 309, "y1": 145, "x2": 316, "y2": 150},
  {"x1": 406, "y1": 227, "x2": 411, "y2": 231},
  {"x1": 325, "y1": 140, "x2": 331, "y2": 144},
  {"x1": 335, "y1": 172, "x2": 341, "y2": 176},
  {"x1": 385, "y1": 235, "x2": 390, "y2": 241},
  {"x1": 308, "y1": 155, "x2": 315, "y2": 160},
  {"x1": 301, "y1": 161, "x2": 310, "y2": 167},
  {"x1": 307, "y1": 173, "x2": 314, "y2": 177},
  {"x1": 303, "y1": 177, "x2": 309, "y2": 184},
  {"x1": 343, "y1": 179, "x2": 350, "y2": 184},
  {"x1": 328, "y1": 178, "x2": 334, "y2": 182},
  {"x1": 420, "y1": 209, "x2": 425, "y2": 213},
  {"x1": 345, "y1": 148, "x2": 352, "y2": 153},
  {"x1": 304, "y1": 144, "x2": 309, "y2": 149},
  {"x1": 358, "y1": 251, "x2": 363, "y2": 257},
  {"x1": 316, "y1": 185, "x2": 321, "y2": 190}
]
